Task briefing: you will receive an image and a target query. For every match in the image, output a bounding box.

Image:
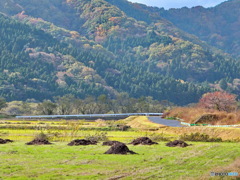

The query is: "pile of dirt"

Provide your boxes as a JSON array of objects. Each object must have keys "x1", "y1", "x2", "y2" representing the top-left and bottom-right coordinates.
[
  {"x1": 104, "y1": 143, "x2": 137, "y2": 155},
  {"x1": 67, "y1": 139, "x2": 97, "y2": 146},
  {"x1": 166, "y1": 140, "x2": 189, "y2": 147},
  {"x1": 102, "y1": 141, "x2": 124, "y2": 146},
  {"x1": 0, "y1": 138, "x2": 14, "y2": 144},
  {"x1": 26, "y1": 139, "x2": 52, "y2": 145},
  {"x1": 129, "y1": 137, "x2": 158, "y2": 145}
]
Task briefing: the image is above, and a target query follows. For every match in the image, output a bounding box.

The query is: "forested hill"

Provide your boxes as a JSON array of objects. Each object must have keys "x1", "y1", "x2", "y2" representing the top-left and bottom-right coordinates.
[
  {"x1": 0, "y1": 14, "x2": 117, "y2": 101},
  {"x1": 107, "y1": 0, "x2": 240, "y2": 58},
  {"x1": 159, "y1": 0, "x2": 240, "y2": 58},
  {"x1": 0, "y1": 0, "x2": 240, "y2": 105}
]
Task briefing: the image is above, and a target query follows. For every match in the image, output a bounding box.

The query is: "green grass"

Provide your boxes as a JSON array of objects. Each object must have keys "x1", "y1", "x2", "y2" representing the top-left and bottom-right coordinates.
[
  {"x1": 0, "y1": 118, "x2": 239, "y2": 179},
  {"x1": 0, "y1": 142, "x2": 239, "y2": 179}
]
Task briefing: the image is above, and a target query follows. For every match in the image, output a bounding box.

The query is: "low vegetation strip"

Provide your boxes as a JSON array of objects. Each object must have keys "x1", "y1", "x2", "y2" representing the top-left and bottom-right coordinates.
[
  {"x1": 161, "y1": 126, "x2": 240, "y2": 141},
  {"x1": 181, "y1": 122, "x2": 240, "y2": 127}
]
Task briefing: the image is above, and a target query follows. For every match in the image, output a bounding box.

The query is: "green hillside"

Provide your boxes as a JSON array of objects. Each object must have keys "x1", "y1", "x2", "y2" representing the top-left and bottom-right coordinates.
[
  {"x1": 0, "y1": 0, "x2": 239, "y2": 105},
  {"x1": 110, "y1": 0, "x2": 240, "y2": 58},
  {"x1": 159, "y1": 0, "x2": 240, "y2": 58},
  {"x1": 0, "y1": 14, "x2": 114, "y2": 101}
]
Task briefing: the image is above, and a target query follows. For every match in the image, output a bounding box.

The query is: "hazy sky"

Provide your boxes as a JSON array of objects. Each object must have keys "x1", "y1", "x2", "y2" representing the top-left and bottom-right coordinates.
[{"x1": 128, "y1": 0, "x2": 227, "y2": 9}]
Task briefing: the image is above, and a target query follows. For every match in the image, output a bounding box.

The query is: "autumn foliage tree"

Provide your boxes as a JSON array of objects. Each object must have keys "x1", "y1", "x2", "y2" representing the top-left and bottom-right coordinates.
[{"x1": 198, "y1": 91, "x2": 237, "y2": 112}]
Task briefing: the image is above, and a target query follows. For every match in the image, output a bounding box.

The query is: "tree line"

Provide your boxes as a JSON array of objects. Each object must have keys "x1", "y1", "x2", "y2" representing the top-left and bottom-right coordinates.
[{"x1": 1, "y1": 94, "x2": 174, "y2": 116}]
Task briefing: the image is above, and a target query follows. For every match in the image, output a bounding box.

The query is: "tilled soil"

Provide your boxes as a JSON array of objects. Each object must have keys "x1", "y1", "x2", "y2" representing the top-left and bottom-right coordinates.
[
  {"x1": 0, "y1": 138, "x2": 14, "y2": 144},
  {"x1": 104, "y1": 143, "x2": 137, "y2": 155},
  {"x1": 26, "y1": 139, "x2": 52, "y2": 145},
  {"x1": 129, "y1": 137, "x2": 158, "y2": 145},
  {"x1": 166, "y1": 140, "x2": 189, "y2": 147},
  {"x1": 102, "y1": 141, "x2": 124, "y2": 146},
  {"x1": 67, "y1": 139, "x2": 97, "y2": 146}
]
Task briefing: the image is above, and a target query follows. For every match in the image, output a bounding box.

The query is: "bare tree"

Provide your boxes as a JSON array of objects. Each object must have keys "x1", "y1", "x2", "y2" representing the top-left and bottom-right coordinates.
[{"x1": 198, "y1": 91, "x2": 237, "y2": 112}]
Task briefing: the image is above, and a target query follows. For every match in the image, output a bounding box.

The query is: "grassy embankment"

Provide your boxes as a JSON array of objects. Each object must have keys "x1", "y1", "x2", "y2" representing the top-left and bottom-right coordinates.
[
  {"x1": 162, "y1": 107, "x2": 240, "y2": 141},
  {"x1": 0, "y1": 116, "x2": 239, "y2": 179},
  {"x1": 165, "y1": 107, "x2": 240, "y2": 125}
]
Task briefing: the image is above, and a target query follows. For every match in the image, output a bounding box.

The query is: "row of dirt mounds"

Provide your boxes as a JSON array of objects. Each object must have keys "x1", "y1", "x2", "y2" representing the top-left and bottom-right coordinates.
[
  {"x1": 166, "y1": 140, "x2": 190, "y2": 148},
  {"x1": 104, "y1": 142, "x2": 137, "y2": 155},
  {"x1": 5, "y1": 137, "x2": 190, "y2": 151},
  {"x1": 129, "y1": 137, "x2": 158, "y2": 145},
  {"x1": 0, "y1": 138, "x2": 14, "y2": 144},
  {"x1": 68, "y1": 139, "x2": 97, "y2": 146},
  {"x1": 102, "y1": 137, "x2": 159, "y2": 155},
  {"x1": 26, "y1": 139, "x2": 52, "y2": 145}
]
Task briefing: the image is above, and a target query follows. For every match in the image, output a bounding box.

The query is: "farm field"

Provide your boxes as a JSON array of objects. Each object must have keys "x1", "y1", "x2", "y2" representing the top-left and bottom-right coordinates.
[
  {"x1": 0, "y1": 142, "x2": 239, "y2": 180},
  {"x1": 0, "y1": 117, "x2": 239, "y2": 179}
]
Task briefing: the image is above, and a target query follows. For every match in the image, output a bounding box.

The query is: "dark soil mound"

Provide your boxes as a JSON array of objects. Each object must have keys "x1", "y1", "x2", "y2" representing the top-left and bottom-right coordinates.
[
  {"x1": 104, "y1": 143, "x2": 137, "y2": 155},
  {"x1": 26, "y1": 139, "x2": 52, "y2": 145},
  {"x1": 68, "y1": 139, "x2": 97, "y2": 146},
  {"x1": 166, "y1": 140, "x2": 189, "y2": 147},
  {"x1": 129, "y1": 137, "x2": 158, "y2": 145},
  {"x1": 0, "y1": 138, "x2": 14, "y2": 144},
  {"x1": 102, "y1": 141, "x2": 124, "y2": 146}
]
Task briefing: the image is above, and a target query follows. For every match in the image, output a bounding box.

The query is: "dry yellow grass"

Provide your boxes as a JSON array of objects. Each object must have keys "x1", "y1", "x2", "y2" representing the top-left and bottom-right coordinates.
[
  {"x1": 124, "y1": 116, "x2": 167, "y2": 130},
  {"x1": 124, "y1": 116, "x2": 240, "y2": 141},
  {"x1": 161, "y1": 126, "x2": 240, "y2": 141},
  {"x1": 165, "y1": 107, "x2": 240, "y2": 125}
]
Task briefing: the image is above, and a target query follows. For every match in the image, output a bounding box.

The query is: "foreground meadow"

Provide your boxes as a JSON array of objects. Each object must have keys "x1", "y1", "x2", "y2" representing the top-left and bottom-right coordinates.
[
  {"x1": 0, "y1": 142, "x2": 239, "y2": 180},
  {"x1": 0, "y1": 117, "x2": 239, "y2": 179}
]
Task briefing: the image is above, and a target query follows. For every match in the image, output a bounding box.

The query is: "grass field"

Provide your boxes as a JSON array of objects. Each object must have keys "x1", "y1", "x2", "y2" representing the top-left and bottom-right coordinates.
[
  {"x1": 0, "y1": 117, "x2": 239, "y2": 179},
  {"x1": 0, "y1": 142, "x2": 240, "y2": 180}
]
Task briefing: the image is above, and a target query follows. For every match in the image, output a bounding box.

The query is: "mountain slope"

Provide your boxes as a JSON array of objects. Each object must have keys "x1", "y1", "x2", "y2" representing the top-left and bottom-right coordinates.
[
  {"x1": 0, "y1": 13, "x2": 210, "y2": 105},
  {"x1": 158, "y1": 0, "x2": 240, "y2": 58},
  {"x1": 0, "y1": 14, "x2": 116, "y2": 101},
  {"x1": 0, "y1": 0, "x2": 240, "y2": 105},
  {"x1": 113, "y1": 0, "x2": 240, "y2": 58},
  {"x1": 107, "y1": 0, "x2": 240, "y2": 58}
]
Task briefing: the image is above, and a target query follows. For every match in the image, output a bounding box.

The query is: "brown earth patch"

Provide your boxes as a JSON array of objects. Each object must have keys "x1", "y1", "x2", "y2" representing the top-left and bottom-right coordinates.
[
  {"x1": 0, "y1": 138, "x2": 14, "y2": 144},
  {"x1": 104, "y1": 143, "x2": 137, "y2": 155},
  {"x1": 68, "y1": 139, "x2": 97, "y2": 146},
  {"x1": 102, "y1": 141, "x2": 124, "y2": 146},
  {"x1": 26, "y1": 139, "x2": 52, "y2": 145},
  {"x1": 166, "y1": 140, "x2": 189, "y2": 148},
  {"x1": 129, "y1": 137, "x2": 158, "y2": 145}
]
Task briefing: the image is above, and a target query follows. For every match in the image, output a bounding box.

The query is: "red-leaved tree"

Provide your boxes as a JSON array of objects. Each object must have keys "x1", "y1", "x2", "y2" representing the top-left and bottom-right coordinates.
[{"x1": 198, "y1": 91, "x2": 237, "y2": 112}]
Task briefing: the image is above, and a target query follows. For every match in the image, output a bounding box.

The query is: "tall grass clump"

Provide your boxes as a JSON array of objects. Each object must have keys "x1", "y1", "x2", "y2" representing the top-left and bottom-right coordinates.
[
  {"x1": 179, "y1": 132, "x2": 222, "y2": 142},
  {"x1": 84, "y1": 132, "x2": 108, "y2": 142},
  {"x1": 34, "y1": 131, "x2": 49, "y2": 141},
  {"x1": 144, "y1": 132, "x2": 170, "y2": 142}
]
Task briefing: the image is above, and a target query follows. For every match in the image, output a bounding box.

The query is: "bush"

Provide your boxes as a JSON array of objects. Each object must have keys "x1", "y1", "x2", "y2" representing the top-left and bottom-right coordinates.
[
  {"x1": 179, "y1": 132, "x2": 222, "y2": 142},
  {"x1": 145, "y1": 132, "x2": 170, "y2": 142},
  {"x1": 34, "y1": 132, "x2": 49, "y2": 141},
  {"x1": 84, "y1": 132, "x2": 108, "y2": 142}
]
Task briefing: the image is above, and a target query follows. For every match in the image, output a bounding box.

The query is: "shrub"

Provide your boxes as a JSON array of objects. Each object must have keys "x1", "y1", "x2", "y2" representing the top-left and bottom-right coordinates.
[
  {"x1": 145, "y1": 132, "x2": 170, "y2": 142},
  {"x1": 84, "y1": 132, "x2": 108, "y2": 142},
  {"x1": 34, "y1": 132, "x2": 49, "y2": 141},
  {"x1": 179, "y1": 132, "x2": 222, "y2": 142}
]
